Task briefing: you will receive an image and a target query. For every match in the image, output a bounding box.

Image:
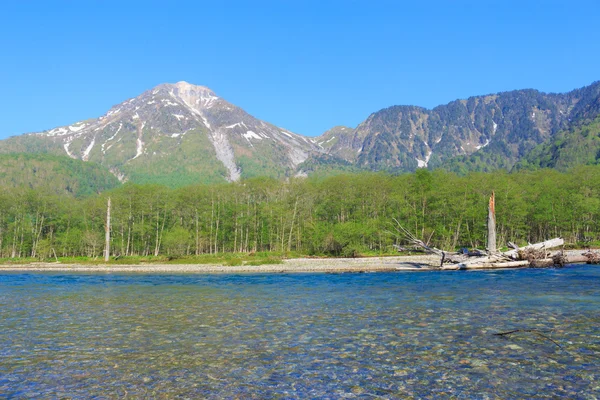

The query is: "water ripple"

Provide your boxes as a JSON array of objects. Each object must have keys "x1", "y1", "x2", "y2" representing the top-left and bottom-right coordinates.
[{"x1": 0, "y1": 267, "x2": 599, "y2": 398}]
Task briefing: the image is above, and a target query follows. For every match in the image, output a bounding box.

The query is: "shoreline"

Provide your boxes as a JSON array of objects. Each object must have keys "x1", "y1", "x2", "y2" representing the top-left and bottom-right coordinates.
[{"x1": 0, "y1": 255, "x2": 440, "y2": 273}]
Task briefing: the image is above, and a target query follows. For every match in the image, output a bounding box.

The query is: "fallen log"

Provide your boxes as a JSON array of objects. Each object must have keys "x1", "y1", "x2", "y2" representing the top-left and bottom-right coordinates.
[
  {"x1": 503, "y1": 238, "x2": 564, "y2": 259},
  {"x1": 442, "y1": 260, "x2": 530, "y2": 270},
  {"x1": 530, "y1": 258, "x2": 555, "y2": 268},
  {"x1": 390, "y1": 210, "x2": 570, "y2": 270},
  {"x1": 567, "y1": 249, "x2": 600, "y2": 263},
  {"x1": 454, "y1": 253, "x2": 511, "y2": 267},
  {"x1": 561, "y1": 254, "x2": 589, "y2": 265},
  {"x1": 531, "y1": 254, "x2": 595, "y2": 268}
]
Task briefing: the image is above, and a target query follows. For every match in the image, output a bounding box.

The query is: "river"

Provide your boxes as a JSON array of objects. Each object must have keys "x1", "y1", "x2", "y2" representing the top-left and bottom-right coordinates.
[{"x1": 1, "y1": 267, "x2": 599, "y2": 398}]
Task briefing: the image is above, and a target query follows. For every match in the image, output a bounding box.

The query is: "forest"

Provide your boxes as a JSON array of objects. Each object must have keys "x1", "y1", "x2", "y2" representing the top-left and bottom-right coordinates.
[{"x1": 0, "y1": 166, "x2": 599, "y2": 261}]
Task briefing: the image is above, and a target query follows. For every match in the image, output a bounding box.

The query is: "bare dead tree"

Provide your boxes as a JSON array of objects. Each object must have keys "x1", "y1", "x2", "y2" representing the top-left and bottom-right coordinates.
[
  {"x1": 388, "y1": 218, "x2": 446, "y2": 267},
  {"x1": 487, "y1": 191, "x2": 497, "y2": 254},
  {"x1": 104, "y1": 197, "x2": 111, "y2": 262}
]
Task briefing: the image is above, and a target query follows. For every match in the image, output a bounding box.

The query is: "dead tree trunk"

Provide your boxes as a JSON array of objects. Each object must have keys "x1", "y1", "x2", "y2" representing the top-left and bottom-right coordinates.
[
  {"x1": 487, "y1": 192, "x2": 497, "y2": 254},
  {"x1": 104, "y1": 197, "x2": 111, "y2": 262}
]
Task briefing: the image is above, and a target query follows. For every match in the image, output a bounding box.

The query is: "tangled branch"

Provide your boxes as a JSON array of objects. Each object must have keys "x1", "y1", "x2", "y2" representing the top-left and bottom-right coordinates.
[
  {"x1": 493, "y1": 329, "x2": 562, "y2": 348},
  {"x1": 388, "y1": 218, "x2": 445, "y2": 257}
]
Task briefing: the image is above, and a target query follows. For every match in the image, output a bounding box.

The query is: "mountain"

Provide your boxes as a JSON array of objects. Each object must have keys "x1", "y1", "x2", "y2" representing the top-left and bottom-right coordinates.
[
  {"x1": 317, "y1": 81, "x2": 600, "y2": 174},
  {"x1": 2, "y1": 80, "x2": 600, "y2": 185},
  {"x1": 0, "y1": 82, "x2": 321, "y2": 186},
  {"x1": 0, "y1": 153, "x2": 120, "y2": 196},
  {"x1": 315, "y1": 126, "x2": 353, "y2": 154}
]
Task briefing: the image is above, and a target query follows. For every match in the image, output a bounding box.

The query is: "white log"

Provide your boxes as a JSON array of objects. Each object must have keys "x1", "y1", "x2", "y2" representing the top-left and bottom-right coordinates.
[
  {"x1": 466, "y1": 261, "x2": 530, "y2": 269},
  {"x1": 454, "y1": 254, "x2": 508, "y2": 268},
  {"x1": 442, "y1": 260, "x2": 530, "y2": 270},
  {"x1": 503, "y1": 238, "x2": 564, "y2": 259}
]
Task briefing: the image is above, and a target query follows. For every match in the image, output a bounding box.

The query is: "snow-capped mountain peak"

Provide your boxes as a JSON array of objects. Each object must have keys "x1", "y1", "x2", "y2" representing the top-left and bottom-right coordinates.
[{"x1": 29, "y1": 82, "x2": 322, "y2": 183}]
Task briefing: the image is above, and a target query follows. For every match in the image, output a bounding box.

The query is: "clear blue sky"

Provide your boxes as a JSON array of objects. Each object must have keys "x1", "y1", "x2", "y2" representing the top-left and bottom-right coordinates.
[{"x1": 1, "y1": 0, "x2": 599, "y2": 139}]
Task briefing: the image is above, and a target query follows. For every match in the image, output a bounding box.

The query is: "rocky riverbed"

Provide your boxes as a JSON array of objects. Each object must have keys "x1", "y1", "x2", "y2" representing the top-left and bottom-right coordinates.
[{"x1": 0, "y1": 255, "x2": 440, "y2": 273}]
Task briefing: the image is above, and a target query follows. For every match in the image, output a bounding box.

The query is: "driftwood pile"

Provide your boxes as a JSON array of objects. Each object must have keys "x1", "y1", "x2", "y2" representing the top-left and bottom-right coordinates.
[
  {"x1": 392, "y1": 192, "x2": 600, "y2": 271},
  {"x1": 398, "y1": 229, "x2": 600, "y2": 271}
]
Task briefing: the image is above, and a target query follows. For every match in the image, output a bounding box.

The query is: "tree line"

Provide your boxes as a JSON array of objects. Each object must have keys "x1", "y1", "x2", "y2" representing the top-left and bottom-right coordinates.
[{"x1": 1, "y1": 166, "x2": 599, "y2": 260}]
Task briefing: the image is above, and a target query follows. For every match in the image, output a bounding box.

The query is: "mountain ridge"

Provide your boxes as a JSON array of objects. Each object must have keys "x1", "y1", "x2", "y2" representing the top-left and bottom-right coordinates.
[
  {"x1": 1, "y1": 80, "x2": 599, "y2": 185},
  {"x1": 317, "y1": 81, "x2": 600, "y2": 173}
]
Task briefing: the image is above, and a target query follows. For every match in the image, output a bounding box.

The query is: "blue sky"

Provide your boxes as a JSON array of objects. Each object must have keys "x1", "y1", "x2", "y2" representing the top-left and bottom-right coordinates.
[{"x1": 1, "y1": 0, "x2": 599, "y2": 138}]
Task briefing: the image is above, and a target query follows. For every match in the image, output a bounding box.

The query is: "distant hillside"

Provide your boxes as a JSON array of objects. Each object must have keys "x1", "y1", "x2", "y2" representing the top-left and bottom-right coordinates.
[
  {"x1": 0, "y1": 153, "x2": 121, "y2": 196},
  {"x1": 317, "y1": 81, "x2": 600, "y2": 174},
  {"x1": 516, "y1": 118, "x2": 600, "y2": 171},
  {"x1": 2, "y1": 80, "x2": 600, "y2": 185},
  {"x1": 296, "y1": 153, "x2": 364, "y2": 178}
]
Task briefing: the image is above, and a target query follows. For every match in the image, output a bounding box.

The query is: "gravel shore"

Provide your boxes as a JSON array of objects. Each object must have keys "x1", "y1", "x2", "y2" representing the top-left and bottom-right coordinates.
[{"x1": 0, "y1": 255, "x2": 440, "y2": 273}]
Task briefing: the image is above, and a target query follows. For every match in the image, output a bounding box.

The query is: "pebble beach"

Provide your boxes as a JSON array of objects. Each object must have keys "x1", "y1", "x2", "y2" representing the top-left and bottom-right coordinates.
[{"x1": 0, "y1": 255, "x2": 440, "y2": 273}]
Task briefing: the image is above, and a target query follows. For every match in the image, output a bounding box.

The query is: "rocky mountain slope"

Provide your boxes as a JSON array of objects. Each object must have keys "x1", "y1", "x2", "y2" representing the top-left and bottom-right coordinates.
[
  {"x1": 0, "y1": 82, "x2": 321, "y2": 186},
  {"x1": 2, "y1": 80, "x2": 600, "y2": 186},
  {"x1": 317, "y1": 81, "x2": 600, "y2": 173},
  {"x1": 515, "y1": 118, "x2": 600, "y2": 171}
]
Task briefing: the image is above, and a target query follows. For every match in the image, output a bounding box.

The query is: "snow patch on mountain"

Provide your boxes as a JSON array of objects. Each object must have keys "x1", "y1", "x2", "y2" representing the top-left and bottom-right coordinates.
[
  {"x1": 200, "y1": 116, "x2": 211, "y2": 129},
  {"x1": 197, "y1": 91, "x2": 218, "y2": 109},
  {"x1": 106, "y1": 108, "x2": 121, "y2": 117},
  {"x1": 102, "y1": 123, "x2": 122, "y2": 154},
  {"x1": 226, "y1": 122, "x2": 247, "y2": 129},
  {"x1": 416, "y1": 150, "x2": 432, "y2": 168},
  {"x1": 243, "y1": 131, "x2": 262, "y2": 140},
  {"x1": 46, "y1": 127, "x2": 69, "y2": 137},
  {"x1": 82, "y1": 139, "x2": 95, "y2": 161},
  {"x1": 69, "y1": 123, "x2": 87, "y2": 133},
  {"x1": 110, "y1": 167, "x2": 128, "y2": 183},
  {"x1": 476, "y1": 139, "x2": 490, "y2": 150},
  {"x1": 132, "y1": 138, "x2": 144, "y2": 160},
  {"x1": 63, "y1": 141, "x2": 74, "y2": 158}
]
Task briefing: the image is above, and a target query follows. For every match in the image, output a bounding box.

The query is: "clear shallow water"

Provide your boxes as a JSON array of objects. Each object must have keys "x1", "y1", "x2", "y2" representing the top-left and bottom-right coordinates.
[{"x1": 0, "y1": 267, "x2": 599, "y2": 399}]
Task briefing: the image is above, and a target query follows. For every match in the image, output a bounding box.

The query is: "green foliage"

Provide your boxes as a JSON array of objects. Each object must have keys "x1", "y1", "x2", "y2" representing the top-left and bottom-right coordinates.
[
  {"x1": 296, "y1": 154, "x2": 363, "y2": 178},
  {"x1": 120, "y1": 130, "x2": 230, "y2": 187},
  {"x1": 0, "y1": 135, "x2": 65, "y2": 155},
  {"x1": 0, "y1": 153, "x2": 120, "y2": 196},
  {"x1": 516, "y1": 119, "x2": 600, "y2": 171},
  {"x1": 0, "y1": 167, "x2": 599, "y2": 262}
]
